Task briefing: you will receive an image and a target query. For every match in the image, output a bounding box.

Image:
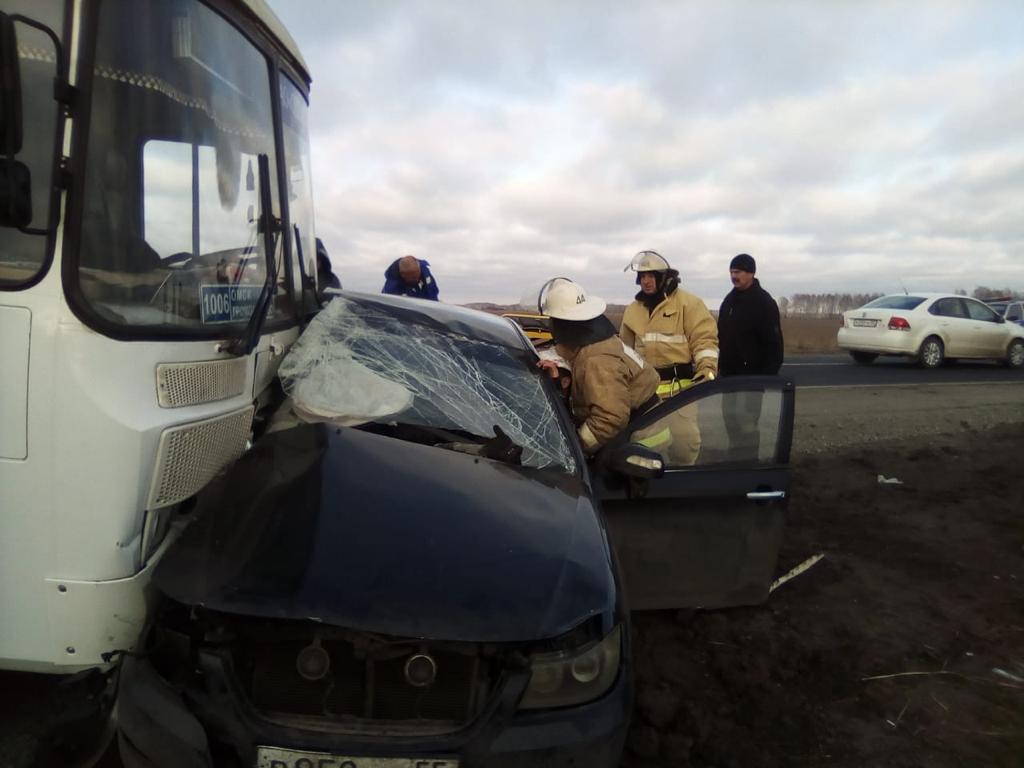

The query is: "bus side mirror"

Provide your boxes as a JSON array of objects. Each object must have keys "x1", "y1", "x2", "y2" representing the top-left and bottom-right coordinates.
[
  {"x1": 0, "y1": 11, "x2": 23, "y2": 155},
  {"x1": 0, "y1": 158, "x2": 31, "y2": 227},
  {"x1": 0, "y1": 11, "x2": 32, "y2": 229}
]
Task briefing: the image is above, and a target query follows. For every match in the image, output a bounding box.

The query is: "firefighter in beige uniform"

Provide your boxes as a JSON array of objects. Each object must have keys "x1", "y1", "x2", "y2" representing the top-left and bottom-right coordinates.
[
  {"x1": 620, "y1": 251, "x2": 719, "y2": 464},
  {"x1": 535, "y1": 278, "x2": 660, "y2": 454}
]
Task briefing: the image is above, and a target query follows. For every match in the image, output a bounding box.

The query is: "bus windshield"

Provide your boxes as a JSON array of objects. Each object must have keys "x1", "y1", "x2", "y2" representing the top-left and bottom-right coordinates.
[
  {"x1": 72, "y1": 0, "x2": 298, "y2": 333},
  {"x1": 280, "y1": 74, "x2": 317, "y2": 312}
]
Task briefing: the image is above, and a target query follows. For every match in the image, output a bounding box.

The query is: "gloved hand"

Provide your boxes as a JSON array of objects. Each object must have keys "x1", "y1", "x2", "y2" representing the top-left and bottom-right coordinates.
[
  {"x1": 536, "y1": 359, "x2": 561, "y2": 379},
  {"x1": 481, "y1": 425, "x2": 524, "y2": 465},
  {"x1": 691, "y1": 368, "x2": 716, "y2": 385}
]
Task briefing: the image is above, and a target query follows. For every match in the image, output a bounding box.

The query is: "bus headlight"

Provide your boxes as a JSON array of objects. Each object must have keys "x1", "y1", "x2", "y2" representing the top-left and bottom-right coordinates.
[{"x1": 518, "y1": 625, "x2": 621, "y2": 710}]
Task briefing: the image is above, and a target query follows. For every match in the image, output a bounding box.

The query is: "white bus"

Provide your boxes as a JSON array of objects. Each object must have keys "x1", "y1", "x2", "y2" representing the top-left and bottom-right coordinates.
[{"x1": 0, "y1": 0, "x2": 318, "y2": 677}]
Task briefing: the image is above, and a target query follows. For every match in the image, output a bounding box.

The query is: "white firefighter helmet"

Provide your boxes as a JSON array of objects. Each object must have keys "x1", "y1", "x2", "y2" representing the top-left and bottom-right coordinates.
[
  {"x1": 624, "y1": 250, "x2": 671, "y2": 273},
  {"x1": 538, "y1": 277, "x2": 607, "y2": 321}
]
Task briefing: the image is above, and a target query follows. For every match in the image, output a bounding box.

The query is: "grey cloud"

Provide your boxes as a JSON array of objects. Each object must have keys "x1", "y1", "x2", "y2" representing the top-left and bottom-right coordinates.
[{"x1": 270, "y1": 0, "x2": 1024, "y2": 303}]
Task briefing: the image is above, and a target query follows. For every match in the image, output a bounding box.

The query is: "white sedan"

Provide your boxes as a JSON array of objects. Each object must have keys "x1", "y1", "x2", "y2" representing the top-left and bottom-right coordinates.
[{"x1": 837, "y1": 293, "x2": 1024, "y2": 368}]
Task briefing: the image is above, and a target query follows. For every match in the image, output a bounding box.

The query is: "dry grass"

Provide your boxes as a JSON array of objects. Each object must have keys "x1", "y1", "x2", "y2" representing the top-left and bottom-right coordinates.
[
  {"x1": 606, "y1": 307, "x2": 839, "y2": 354},
  {"x1": 782, "y1": 314, "x2": 842, "y2": 354},
  {"x1": 471, "y1": 304, "x2": 843, "y2": 355},
  {"x1": 614, "y1": 308, "x2": 841, "y2": 354}
]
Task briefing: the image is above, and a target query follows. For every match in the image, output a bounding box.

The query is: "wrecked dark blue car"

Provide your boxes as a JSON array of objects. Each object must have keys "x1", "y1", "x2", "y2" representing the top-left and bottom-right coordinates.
[{"x1": 118, "y1": 293, "x2": 794, "y2": 768}]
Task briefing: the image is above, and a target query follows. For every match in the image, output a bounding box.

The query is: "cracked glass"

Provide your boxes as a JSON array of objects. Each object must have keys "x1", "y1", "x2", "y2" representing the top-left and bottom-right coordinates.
[{"x1": 279, "y1": 296, "x2": 577, "y2": 473}]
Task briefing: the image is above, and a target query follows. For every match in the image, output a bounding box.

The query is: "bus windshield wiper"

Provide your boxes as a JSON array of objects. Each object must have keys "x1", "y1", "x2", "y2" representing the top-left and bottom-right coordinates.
[
  {"x1": 293, "y1": 223, "x2": 321, "y2": 314},
  {"x1": 224, "y1": 153, "x2": 277, "y2": 356}
]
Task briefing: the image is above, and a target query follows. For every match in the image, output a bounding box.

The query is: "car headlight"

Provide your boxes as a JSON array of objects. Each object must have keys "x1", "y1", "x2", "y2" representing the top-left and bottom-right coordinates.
[{"x1": 518, "y1": 625, "x2": 622, "y2": 710}]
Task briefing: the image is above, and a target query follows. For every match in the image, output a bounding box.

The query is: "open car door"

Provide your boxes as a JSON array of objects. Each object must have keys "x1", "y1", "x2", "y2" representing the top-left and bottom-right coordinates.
[{"x1": 593, "y1": 376, "x2": 795, "y2": 611}]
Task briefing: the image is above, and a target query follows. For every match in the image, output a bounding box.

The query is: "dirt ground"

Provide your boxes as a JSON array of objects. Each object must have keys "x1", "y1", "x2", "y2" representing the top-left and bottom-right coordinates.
[
  {"x1": 4, "y1": 386, "x2": 1022, "y2": 768},
  {"x1": 622, "y1": 421, "x2": 1024, "y2": 768}
]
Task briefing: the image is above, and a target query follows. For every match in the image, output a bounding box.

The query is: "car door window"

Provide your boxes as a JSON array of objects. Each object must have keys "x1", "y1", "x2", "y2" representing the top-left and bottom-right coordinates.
[
  {"x1": 965, "y1": 299, "x2": 999, "y2": 322},
  {"x1": 630, "y1": 388, "x2": 786, "y2": 468},
  {"x1": 1007, "y1": 304, "x2": 1023, "y2": 323},
  {"x1": 930, "y1": 298, "x2": 968, "y2": 319}
]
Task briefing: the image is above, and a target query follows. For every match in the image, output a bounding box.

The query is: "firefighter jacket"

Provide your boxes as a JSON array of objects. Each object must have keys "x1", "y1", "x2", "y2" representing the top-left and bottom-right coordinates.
[
  {"x1": 620, "y1": 287, "x2": 720, "y2": 380},
  {"x1": 717, "y1": 278, "x2": 784, "y2": 375},
  {"x1": 563, "y1": 336, "x2": 660, "y2": 453}
]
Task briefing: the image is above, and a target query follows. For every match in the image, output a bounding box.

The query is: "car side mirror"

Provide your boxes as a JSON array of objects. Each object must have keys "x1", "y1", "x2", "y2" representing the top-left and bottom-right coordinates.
[
  {"x1": 608, "y1": 443, "x2": 665, "y2": 479},
  {"x1": 0, "y1": 12, "x2": 23, "y2": 155}
]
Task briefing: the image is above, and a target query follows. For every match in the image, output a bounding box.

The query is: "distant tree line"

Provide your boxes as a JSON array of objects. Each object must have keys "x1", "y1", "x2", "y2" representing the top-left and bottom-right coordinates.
[
  {"x1": 958, "y1": 286, "x2": 1024, "y2": 301},
  {"x1": 779, "y1": 293, "x2": 883, "y2": 316},
  {"x1": 778, "y1": 286, "x2": 1023, "y2": 316}
]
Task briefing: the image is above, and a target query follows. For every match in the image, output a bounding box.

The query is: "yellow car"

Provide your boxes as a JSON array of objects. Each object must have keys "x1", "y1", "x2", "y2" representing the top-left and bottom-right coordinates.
[{"x1": 501, "y1": 311, "x2": 554, "y2": 346}]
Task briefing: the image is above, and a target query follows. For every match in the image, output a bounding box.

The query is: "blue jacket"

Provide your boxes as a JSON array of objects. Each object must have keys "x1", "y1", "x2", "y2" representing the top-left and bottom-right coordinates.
[{"x1": 382, "y1": 259, "x2": 440, "y2": 301}]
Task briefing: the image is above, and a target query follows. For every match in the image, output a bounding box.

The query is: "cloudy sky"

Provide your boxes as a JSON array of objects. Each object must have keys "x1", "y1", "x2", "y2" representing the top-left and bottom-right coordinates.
[{"x1": 268, "y1": 0, "x2": 1024, "y2": 306}]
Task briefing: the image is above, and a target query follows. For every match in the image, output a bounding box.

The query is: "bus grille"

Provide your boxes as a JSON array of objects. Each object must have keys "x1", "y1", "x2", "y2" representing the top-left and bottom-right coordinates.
[
  {"x1": 156, "y1": 358, "x2": 247, "y2": 408},
  {"x1": 146, "y1": 406, "x2": 253, "y2": 508}
]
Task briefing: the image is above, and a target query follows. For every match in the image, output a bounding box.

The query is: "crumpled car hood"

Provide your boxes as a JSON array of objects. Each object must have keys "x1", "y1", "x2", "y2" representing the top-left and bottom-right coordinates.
[{"x1": 154, "y1": 424, "x2": 617, "y2": 643}]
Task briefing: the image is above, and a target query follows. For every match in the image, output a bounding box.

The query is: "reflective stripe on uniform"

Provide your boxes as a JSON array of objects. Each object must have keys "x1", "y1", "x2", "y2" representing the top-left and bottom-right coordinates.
[
  {"x1": 641, "y1": 332, "x2": 687, "y2": 344},
  {"x1": 657, "y1": 379, "x2": 692, "y2": 397},
  {"x1": 636, "y1": 428, "x2": 671, "y2": 449},
  {"x1": 619, "y1": 340, "x2": 646, "y2": 369},
  {"x1": 694, "y1": 349, "x2": 719, "y2": 360},
  {"x1": 578, "y1": 422, "x2": 600, "y2": 452}
]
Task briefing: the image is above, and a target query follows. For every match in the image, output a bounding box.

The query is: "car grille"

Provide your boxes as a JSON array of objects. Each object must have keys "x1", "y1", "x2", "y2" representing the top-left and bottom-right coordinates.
[{"x1": 235, "y1": 628, "x2": 493, "y2": 726}]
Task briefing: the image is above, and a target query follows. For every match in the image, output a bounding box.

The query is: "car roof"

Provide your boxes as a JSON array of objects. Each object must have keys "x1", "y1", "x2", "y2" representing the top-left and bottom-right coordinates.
[
  {"x1": 502, "y1": 311, "x2": 548, "y2": 319},
  {"x1": 339, "y1": 292, "x2": 530, "y2": 350},
  {"x1": 877, "y1": 292, "x2": 990, "y2": 302}
]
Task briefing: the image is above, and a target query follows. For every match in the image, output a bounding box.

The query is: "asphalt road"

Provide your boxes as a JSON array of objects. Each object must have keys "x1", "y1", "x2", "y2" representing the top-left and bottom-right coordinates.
[{"x1": 781, "y1": 352, "x2": 1024, "y2": 387}]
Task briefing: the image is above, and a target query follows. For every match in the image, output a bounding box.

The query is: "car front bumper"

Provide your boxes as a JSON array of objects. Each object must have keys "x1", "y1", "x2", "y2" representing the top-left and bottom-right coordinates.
[{"x1": 117, "y1": 646, "x2": 632, "y2": 768}]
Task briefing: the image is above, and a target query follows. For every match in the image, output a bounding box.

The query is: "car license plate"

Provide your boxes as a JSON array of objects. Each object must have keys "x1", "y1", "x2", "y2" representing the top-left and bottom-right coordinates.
[
  {"x1": 851, "y1": 318, "x2": 878, "y2": 327},
  {"x1": 256, "y1": 746, "x2": 458, "y2": 768}
]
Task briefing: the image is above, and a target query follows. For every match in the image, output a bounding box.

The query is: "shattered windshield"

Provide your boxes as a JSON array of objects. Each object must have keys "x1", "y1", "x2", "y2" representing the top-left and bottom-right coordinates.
[{"x1": 278, "y1": 296, "x2": 577, "y2": 473}]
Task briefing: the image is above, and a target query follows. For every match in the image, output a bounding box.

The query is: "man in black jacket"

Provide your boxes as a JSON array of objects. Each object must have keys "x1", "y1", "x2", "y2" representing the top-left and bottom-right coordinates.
[{"x1": 717, "y1": 253, "x2": 784, "y2": 459}]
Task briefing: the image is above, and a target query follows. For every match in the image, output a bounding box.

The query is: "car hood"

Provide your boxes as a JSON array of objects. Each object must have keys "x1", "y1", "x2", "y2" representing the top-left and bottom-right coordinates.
[{"x1": 153, "y1": 423, "x2": 617, "y2": 643}]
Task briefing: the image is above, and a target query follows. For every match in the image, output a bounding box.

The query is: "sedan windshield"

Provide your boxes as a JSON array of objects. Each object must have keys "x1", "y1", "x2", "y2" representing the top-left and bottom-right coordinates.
[{"x1": 278, "y1": 296, "x2": 577, "y2": 473}]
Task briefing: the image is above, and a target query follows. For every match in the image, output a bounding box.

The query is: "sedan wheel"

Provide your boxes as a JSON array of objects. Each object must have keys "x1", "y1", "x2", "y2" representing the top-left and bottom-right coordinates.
[
  {"x1": 1007, "y1": 339, "x2": 1024, "y2": 368},
  {"x1": 918, "y1": 337, "x2": 944, "y2": 369},
  {"x1": 851, "y1": 351, "x2": 878, "y2": 365}
]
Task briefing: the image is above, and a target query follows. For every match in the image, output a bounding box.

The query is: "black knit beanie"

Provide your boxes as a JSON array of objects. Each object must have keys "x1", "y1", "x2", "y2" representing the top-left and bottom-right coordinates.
[{"x1": 729, "y1": 253, "x2": 756, "y2": 273}]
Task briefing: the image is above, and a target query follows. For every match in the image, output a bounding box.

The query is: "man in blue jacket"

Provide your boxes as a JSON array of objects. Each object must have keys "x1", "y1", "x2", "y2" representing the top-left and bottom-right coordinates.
[{"x1": 382, "y1": 255, "x2": 440, "y2": 300}]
